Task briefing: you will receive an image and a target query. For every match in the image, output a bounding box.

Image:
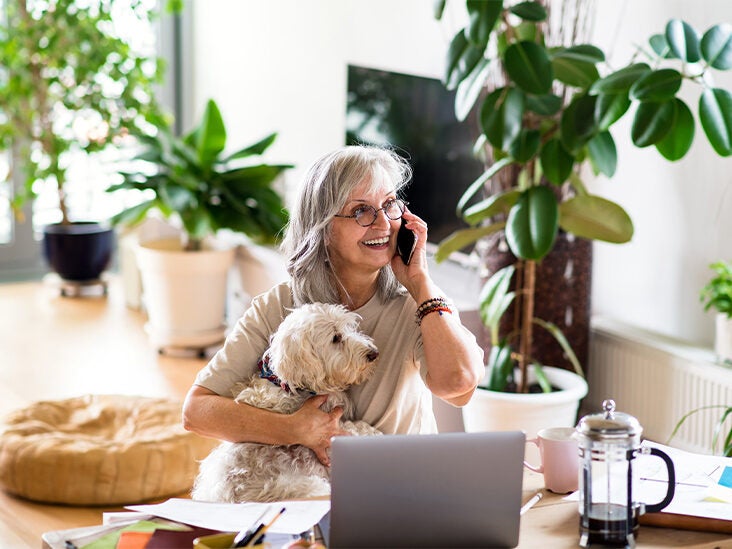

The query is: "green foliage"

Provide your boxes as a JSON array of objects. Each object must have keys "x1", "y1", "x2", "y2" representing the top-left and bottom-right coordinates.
[
  {"x1": 0, "y1": 0, "x2": 170, "y2": 224},
  {"x1": 668, "y1": 405, "x2": 732, "y2": 457},
  {"x1": 435, "y1": 3, "x2": 732, "y2": 262},
  {"x1": 700, "y1": 261, "x2": 732, "y2": 318},
  {"x1": 108, "y1": 99, "x2": 292, "y2": 251}
]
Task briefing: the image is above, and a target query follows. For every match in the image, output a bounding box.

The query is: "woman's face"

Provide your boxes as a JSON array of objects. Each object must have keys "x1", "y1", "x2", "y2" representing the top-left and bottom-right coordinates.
[{"x1": 327, "y1": 171, "x2": 400, "y2": 276}]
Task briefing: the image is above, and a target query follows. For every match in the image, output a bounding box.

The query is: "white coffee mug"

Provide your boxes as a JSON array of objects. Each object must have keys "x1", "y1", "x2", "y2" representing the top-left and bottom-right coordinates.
[{"x1": 524, "y1": 426, "x2": 579, "y2": 494}]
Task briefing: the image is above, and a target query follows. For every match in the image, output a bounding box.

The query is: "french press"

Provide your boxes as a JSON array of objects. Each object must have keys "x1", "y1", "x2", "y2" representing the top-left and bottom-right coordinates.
[{"x1": 575, "y1": 400, "x2": 676, "y2": 548}]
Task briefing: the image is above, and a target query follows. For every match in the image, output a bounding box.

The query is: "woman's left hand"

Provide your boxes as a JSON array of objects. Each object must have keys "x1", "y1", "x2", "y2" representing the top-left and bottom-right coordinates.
[{"x1": 390, "y1": 210, "x2": 430, "y2": 295}]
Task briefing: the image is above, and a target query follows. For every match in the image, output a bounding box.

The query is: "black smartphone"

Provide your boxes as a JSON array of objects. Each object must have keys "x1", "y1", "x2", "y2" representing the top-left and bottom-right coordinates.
[{"x1": 396, "y1": 218, "x2": 417, "y2": 265}]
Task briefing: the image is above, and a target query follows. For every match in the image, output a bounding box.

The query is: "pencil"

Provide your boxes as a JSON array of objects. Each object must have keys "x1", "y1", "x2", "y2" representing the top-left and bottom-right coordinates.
[
  {"x1": 244, "y1": 506, "x2": 286, "y2": 548},
  {"x1": 520, "y1": 491, "x2": 543, "y2": 515},
  {"x1": 232, "y1": 508, "x2": 270, "y2": 547}
]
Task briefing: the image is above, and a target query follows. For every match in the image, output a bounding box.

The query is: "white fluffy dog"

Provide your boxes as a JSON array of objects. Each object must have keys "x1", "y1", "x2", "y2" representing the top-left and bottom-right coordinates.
[{"x1": 192, "y1": 302, "x2": 381, "y2": 503}]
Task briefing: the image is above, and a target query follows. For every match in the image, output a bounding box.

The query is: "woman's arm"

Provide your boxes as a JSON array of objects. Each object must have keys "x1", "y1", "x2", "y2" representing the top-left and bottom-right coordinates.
[
  {"x1": 391, "y1": 211, "x2": 484, "y2": 406},
  {"x1": 182, "y1": 385, "x2": 347, "y2": 466}
]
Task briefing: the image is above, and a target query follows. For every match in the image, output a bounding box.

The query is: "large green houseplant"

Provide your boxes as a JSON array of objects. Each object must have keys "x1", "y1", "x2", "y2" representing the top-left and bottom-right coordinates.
[
  {"x1": 434, "y1": 0, "x2": 732, "y2": 397},
  {"x1": 0, "y1": 0, "x2": 168, "y2": 281},
  {"x1": 108, "y1": 99, "x2": 292, "y2": 350}
]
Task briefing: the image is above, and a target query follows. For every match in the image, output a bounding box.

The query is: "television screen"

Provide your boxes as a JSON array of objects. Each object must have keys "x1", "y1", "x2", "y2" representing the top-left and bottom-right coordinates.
[{"x1": 345, "y1": 65, "x2": 484, "y2": 247}]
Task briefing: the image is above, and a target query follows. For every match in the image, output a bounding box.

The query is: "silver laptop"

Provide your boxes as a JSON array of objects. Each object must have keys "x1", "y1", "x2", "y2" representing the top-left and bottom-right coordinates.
[{"x1": 328, "y1": 431, "x2": 525, "y2": 548}]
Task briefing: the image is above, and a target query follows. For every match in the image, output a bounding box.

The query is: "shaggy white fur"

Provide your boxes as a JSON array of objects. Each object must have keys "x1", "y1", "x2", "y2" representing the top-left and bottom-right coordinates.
[{"x1": 192, "y1": 302, "x2": 381, "y2": 503}]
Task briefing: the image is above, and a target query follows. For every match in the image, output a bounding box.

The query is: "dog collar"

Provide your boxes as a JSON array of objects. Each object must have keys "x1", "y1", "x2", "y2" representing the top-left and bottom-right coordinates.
[{"x1": 257, "y1": 354, "x2": 317, "y2": 396}]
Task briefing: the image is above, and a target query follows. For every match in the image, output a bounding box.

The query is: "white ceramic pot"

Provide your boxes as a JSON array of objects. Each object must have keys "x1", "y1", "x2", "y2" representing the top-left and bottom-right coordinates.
[
  {"x1": 135, "y1": 238, "x2": 234, "y2": 349},
  {"x1": 715, "y1": 313, "x2": 732, "y2": 363},
  {"x1": 462, "y1": 366, "x2": 588, "y2": 460}
]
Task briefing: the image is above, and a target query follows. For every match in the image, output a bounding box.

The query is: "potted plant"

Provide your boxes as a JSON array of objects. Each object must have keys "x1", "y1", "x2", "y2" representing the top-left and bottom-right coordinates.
[
  {"x1": 108, "y1": 99, "x2": 292, "y2": 350},
  {"x1": 700, "y1": 260, "x2": 732, "y2": 364},
  {"x1": 0, "y1": 0, "x2": 169, "y2": 282},
  {"x1": 433, "y1": 1, "x2": 732, "y2": 434}
]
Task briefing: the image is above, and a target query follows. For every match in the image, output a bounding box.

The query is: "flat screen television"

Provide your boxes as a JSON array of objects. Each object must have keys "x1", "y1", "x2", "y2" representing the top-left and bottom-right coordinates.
[{"x1": 345, "y1": 64, "x2": 484, "y2": 247}]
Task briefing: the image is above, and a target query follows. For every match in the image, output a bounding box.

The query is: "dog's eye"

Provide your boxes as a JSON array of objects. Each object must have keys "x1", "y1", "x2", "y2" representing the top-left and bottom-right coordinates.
[{"x1": 332, "y1": 333, "x2": 342, "y2": 344}]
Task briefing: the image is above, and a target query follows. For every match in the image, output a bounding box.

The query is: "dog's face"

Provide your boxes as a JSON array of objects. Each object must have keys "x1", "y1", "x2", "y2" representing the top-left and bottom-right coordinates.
[{"x1": 267, "y1": 303, "x2": 379, "y2": 394}]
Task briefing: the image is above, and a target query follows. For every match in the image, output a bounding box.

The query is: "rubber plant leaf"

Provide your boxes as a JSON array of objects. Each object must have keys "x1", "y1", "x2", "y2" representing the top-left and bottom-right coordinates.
[
  {"x1": 456, "y1": 57, "x2": 492, "y2": 122},
  {"x1": 485, "y1": 341, "x2": 514, "y2": 392},
  {"x1": 631, "y1": 99, "x2": 676, "y2": 147},
  {"x1": 466, "y1": 0, "x2": 502, "y2": 47},
  {"x1": 463, "y1": 189, "x2": 520, "y2": 226},
  {"x1": 594, "y1": 92, "x2": 631, "y2": 131},
  {"x1": 558, "y1": 194, "x2": 634, "y2": 244},
  {"x1": 526, "y1": 93, "x2": 562, "y2": 116},
  {"x1": 665, "y1": 18, "x2": 701, "y2": 63},
  {"x1": 509, "y1": 1, "x2": 547, "y2": 22},
  {"x1": 649, "y1": 34, "x2": 673, "y2": 59},
  {"x1": 699, "y1": 88, "x2": 732, "y2": 156},
  {"x1": 509, "y1": 128, "x2": 540, "y2": 162},
  {"x1": 456, "y1": 156, "x2": 514, "y2": 214},
  {"x1": 444, "y1": 30, "x2": 484, "y2": 90},
  {"x1": 701, "y1": 23, "x2": 732, "y2": 70},
  {"x1": 435, "y1": 222, "x2": 506, "y2": 263},
  {"x1": 587, "y1": 131, "x2": 617, "y2": 177},
  {"x1": 540, "y1": 138, "x2": 574, "y2": 185},
  {"x1": 629, "y1": 68, "x2": 683, "y2": 102},
  {"x1": 481, "y1": 87, "x2": 525, "y2": 150},
  {"x1": 560, "y1": 94, "x2": 597, "y2": 153},
  {"x1": 504, "y1": 41, "x2": 553, "y2": 95},
  {"x1": 590, "y1": 63, "x2": 651, "y2": 94},
  {"x1": 550, "y1": 47, "x2": 601, "y2": 89},
  {"x1": 656, "y1": 98, "x2": 695, "y2": 161},
  {"x1": 505, "y1": 186, "x2": 559, "y2": 261}
]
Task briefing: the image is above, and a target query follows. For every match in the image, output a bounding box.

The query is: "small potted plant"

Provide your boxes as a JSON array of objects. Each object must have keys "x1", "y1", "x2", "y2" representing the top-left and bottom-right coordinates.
[
  {"x1": 700, "y1": 260, "x2": 732, "y2": 364},
  {"x1": 0, "y1": 0, "x2": 168, "y2": 282},
  {"x1": 108, "y1": 99, "x2": 292, "y2": 350},
  {"x1": 433, "y1": 0, "x2": 732, "y2": 435}
]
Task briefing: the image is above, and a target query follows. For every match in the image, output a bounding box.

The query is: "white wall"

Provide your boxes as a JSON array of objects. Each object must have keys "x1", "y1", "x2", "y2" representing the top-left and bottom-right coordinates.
[{"x1": 190, "y1": 0, "x2": 732, "y2": 348}]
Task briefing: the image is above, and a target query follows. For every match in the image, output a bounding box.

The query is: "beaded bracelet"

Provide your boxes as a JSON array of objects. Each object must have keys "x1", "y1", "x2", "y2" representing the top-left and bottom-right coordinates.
[{"x1": 415, "y1": 297, "x2": 453, "y2": 326}]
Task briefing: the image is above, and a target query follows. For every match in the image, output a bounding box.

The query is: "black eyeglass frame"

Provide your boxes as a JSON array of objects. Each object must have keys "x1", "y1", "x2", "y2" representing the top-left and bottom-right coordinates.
[{"x1": 333, "y1": 199, "x2": 409, "y2": 227}]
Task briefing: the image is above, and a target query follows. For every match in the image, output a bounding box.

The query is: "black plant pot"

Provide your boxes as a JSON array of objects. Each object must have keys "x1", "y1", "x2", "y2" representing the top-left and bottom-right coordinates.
[{"x1": 43, "y1": 222, "x2": 115, "y2": 281}]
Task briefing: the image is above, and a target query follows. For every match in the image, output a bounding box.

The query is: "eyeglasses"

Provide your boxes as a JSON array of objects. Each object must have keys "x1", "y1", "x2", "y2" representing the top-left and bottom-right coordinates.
[{"x1": 334, "y1": 199, "x2": 408, "y2": 227}]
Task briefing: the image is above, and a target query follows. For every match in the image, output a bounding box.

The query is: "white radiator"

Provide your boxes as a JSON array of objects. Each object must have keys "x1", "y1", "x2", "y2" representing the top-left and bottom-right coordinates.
[{"x1": 587, "y1": 317, "x2": 732, "y2": 455}]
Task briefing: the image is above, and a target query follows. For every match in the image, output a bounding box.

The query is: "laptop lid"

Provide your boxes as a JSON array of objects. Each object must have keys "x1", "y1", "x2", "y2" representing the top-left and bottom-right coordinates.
[{"x1": 328, "y1": 431, "x2": 525, "y2": 549}]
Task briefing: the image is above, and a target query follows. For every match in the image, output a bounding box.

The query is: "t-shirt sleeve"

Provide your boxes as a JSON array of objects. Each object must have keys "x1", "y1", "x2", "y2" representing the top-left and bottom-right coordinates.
[{"x1": 194, "y1": 283, "x2": 292, "y2": 397}]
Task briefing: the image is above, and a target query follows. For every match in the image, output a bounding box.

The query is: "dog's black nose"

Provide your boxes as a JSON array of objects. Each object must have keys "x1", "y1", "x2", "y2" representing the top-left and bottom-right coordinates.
[{"x1": 366, "y1": 349, "x2": 379, "y2": 362}]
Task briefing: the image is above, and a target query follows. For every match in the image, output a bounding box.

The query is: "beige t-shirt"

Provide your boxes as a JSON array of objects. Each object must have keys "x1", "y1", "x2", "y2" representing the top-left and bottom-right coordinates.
[{"x1": 195, "y1": 281, "x2": 470, "y2": 434}]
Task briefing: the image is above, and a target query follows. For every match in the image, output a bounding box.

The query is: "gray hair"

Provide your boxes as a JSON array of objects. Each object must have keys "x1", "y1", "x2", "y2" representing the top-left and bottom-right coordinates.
[{"x1": 281, "y1": 145, "x2": 413, "y2": 306}]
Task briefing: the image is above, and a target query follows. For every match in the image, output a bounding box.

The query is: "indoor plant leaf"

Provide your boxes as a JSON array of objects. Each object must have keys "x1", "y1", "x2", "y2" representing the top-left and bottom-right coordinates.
[
  {"x1": 509, "y1": 129, "x2": 540, "y2": 162},
  {"x1": 526, "y1": 93, "x2": 562, "y2": 116},
  {"x1": 444, "y1": 30, "x2": 484, "y2": 90},
  {"x1": 509, "y1": 1, "x2": 547, "y2": 22},
  {"x1": 189, "y1": 99, "x2": 227, "y2": 171},
  {"x1": 455, "y1": 57, "x2": 492, "y2": 122},
  {"x1": 631, "y1": 99, "x2": 676, "y2": 147},
  {"x1": 504, "y1": 41, "x2": 553, "y2": 95},
  {"x1": 558, "y1": 194, "x2": 634, "y2": 243},
  {"x1": 485, "y1": 341, "x2": 514, "y2": 392},
  {"x1": 700, "y1": 23, "x2": 732, "y2": 70},
  {"x1": 456, "y1": 156, "x2": 514, "y2": 214},
  {"x1": 665, "y1": 18, "x2": 701, "y2": 63},
  {"x1": 466, "y1": 0, "x2": 502, "y2": 46},
  {"x1": 540, "y1": 138, "x2": 574, "y2": 185},
  {"x1": 223, "y1": 132, "x2": 277, "y2": 161},
  {"x1": 481, "y1": 87, "x2": 526, "y2": 150},
  {"x1": 629, "y1": 68, "x2": 683, "y2": 102},
  {"x1": 699, "y1": 87, "x2": 732, "y2": 156},
  {"x1": 506, "y1": 186, "x2": 559, "y2": 260},
  {"x1": 435, "y1": 222, "x2": 506, "y2": 263},
  {"x1": 560, "y1": 94, "x2": 598, "y2": 153},
  {"x1": 479, "y1": 265, "x2": 516, "y2": 335},
  {"x1": 589, "y1": 63, "x2": 651, "y2": 94},
  {"x1": 587, "y1": 131, "x2": 617, "y2": 177},
  {"x1": 463, "y1": 189, "x2": 520, "y2": 225},
  {"x1": 594, "y1": 92, "x2": 631, "y2": 131},
  {"x1": 649, "y1": 33, "x2": 673, "y2": 58},
  {"x1": 656, "y1": 98, "x2": 695, "y2": 161},
  {"x1": 550, "y1": 48, "x2": 600, "y2": 89}
]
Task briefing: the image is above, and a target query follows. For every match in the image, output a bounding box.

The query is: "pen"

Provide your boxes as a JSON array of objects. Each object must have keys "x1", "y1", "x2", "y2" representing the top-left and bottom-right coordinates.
[
  {"x1": 244, "y1": 506, "x2": 286, "y2": 548},
  {"x1": 64, "y1": 541, "x2": 78, "y2": 549},
  {"x1": 520, "y1": 491, "x2": 543, "y2": 515},
  {"x1": 232, "y1": 508, "x2": 270, "y2": 548}
]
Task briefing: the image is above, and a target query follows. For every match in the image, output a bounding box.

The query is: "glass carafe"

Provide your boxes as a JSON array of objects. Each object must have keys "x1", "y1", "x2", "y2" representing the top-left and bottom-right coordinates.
[{"x1": 576, "y1": 400, "x2": 676, "y2": 548}]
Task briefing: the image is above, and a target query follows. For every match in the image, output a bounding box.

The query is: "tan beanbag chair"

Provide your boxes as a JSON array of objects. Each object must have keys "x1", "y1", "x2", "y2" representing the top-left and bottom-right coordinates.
[{"x1": 0, "y1": 394, "x2": 218, "y2": 505}]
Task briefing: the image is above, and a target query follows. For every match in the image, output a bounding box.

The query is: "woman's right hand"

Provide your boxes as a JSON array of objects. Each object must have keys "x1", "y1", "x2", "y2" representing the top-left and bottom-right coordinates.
[{"x1": 292, "y1": 395, "x2": 347, "y2": 466}]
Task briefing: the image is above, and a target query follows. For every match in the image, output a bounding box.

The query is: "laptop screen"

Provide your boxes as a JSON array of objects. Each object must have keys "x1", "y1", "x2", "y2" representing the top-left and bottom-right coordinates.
[{"x1": 329, "y1": 431, "x2": 525, "y2": 548}]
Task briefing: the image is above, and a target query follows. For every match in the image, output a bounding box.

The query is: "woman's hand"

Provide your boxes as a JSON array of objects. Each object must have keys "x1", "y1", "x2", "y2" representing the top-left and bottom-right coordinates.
[
  {"x1": 291, "y1": 395, "x2": 348, "y2": 466},
  {"x1": 390, "y1": 210, "x2": 430, "y2": 296}
]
